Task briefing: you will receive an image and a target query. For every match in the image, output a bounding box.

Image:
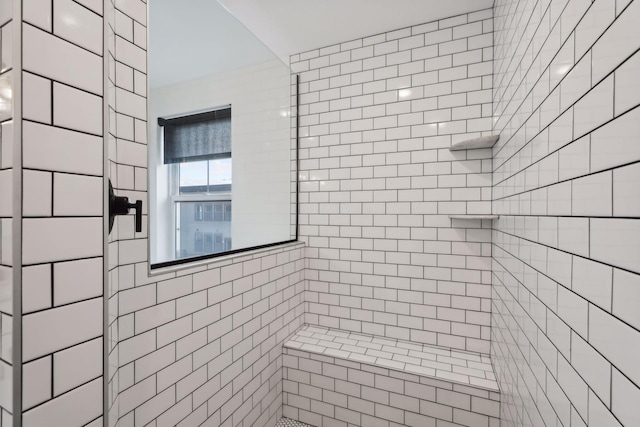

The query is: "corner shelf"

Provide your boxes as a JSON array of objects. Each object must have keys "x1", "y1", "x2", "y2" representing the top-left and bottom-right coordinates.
[
  {"x1": 449, "y1": 215, "x2": 499, "y2": 220},
  {"x1": 450, "y1": 135, "x2": 500, "y2": 151}
]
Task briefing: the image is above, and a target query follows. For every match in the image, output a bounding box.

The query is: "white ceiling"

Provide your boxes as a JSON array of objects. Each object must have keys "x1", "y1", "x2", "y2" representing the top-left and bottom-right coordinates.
[
  {"x1": 149, "y1": 0, "x2": 494, "y2": 88},
  {"x1": 218, "y1": 0, "x2": 494, "y2": 61}
]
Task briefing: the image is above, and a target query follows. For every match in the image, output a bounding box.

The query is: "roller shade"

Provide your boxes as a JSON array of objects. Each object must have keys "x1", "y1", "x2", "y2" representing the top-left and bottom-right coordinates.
[{"x1": 159, "y1": 107, "x2": 231, "y2": 164}]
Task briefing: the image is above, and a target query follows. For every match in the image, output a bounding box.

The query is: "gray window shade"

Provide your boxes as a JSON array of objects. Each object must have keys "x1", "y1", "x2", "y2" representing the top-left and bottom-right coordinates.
[{"x1": 160, "y1": 107, "x2": 231, "y2": 164}]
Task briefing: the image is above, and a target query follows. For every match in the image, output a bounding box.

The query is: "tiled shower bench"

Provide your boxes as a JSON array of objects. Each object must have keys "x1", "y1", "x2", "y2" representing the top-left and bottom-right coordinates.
[{"x1": 282, "y1": 325, "x2": 500, "y2": 427}]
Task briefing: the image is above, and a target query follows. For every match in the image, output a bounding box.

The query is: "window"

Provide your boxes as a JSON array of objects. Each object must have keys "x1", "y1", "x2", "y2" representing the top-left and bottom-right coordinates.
[{"x1": 160, "y1": 107, "x2": 233, "y2": 261}]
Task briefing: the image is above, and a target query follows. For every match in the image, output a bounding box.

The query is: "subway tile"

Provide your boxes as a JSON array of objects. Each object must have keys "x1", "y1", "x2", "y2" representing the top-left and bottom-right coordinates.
[
  {"x1": 23, "y1": 298, "x2": 102, "y2": 361},
  {"x1": 589, "y1": 304, "x2": 640, "y2": 385},
  {"x1": 23, "y1": 72, "x2": 52, "y2": 124},
  {"x1": 120, "y1": 330, "x2": 156, "y2": 366},
  {"x1": 23, "y1": 378, "x2": 102, "y2": 427},
  {"x1": 0, "y1": 121, "x2": 12, "y2": 169},
  {"x1": 591, "y1": 0, "x2": 640, "y2": 82},
  {"x1": 547, "y1": 181, "x2": 571, "y2": 216},
  {"x1": 571, "y1": 256, "x2": 612, "y2": 311},
  {"x1": 23, "y1": 0, "x2": 52, "y2": 31},
  {"x1": 558, "y1": 217, "x2": 588, "y2": 257},
  {"x1": 22, "y1": 264, "x2": 52, "y2": 314},
  {"x1": 574, "y1": 0, "x2": 615, "y2": 59},
  {"x1": 53, "y1": 337, "x2": 102, "y2": 396},
  {"x1": 0, "y1": 365, "x2": 11, "y2": 418},
  {"x1": 558, "y1": 135, "x2": 589, "y2": 181},
  {"x1": 557, "y1": 352, "x2": 588, "y2": 418},
  {"x1": 611, "y1": 367, "x2": 640, "y2": 427},
  {"x1": 573, "y1": 75, "x2": 613, "y2": 138},
  {"x1": 54, "y1": 0, "x2": 103, "y2": 55},
  {"x1": 0, "y1": 170, "x2": 10, "y2": 221},
  {"x1": 23, "y1": 218, "x2": 102, "y2": 264},
  {"x1": 53, "y1": 257, "x2": 103, "y2": 306},
  {"x1": 119, "y1": 284, "x2": 156, "y2": 315},
  {"x1": 135, "y1": 344, "x2": 175, "y2": 383},
  {"x1": 115, "y1": 0, "x2": 146, "y2": 25},
  {"x1": 23, "y1": 24, "x2": 102, "y2": 95},
  {"x1": 614, "y1": 50, "x2": 640, "y2": 115},
  {"x1": 571, "y1": 171, "x2": 612, "y2": 216},
  {"x1": 590, "y1": 218, "x2": 640, "y2": 273},
  {"x1": 590, "y1": 107, "x2": 640, "y2": 172},
  {"x1": 23, "y1": 356, "x2": 51, "y2": 410},
  {"x1": 22, "y1": 169, "x2": 52, "y2": 217},
  {"x1": 53, "y1": 82, "x2": 102, "y2": 135},
  {"x1": 1, "y1": 29, "x2": 12, "y2": 70},
  {"x1": 115, "y1": 9, "x2": 133, "y2": 42},
  {"x1": 572, "y1": 332, "x2": 611, "y2": 407},
  {"x1": 135, "y1": 301, "x2": 175, "y2": 334},
  {"x1": 613, "y1": 161, "x2": 640, "y2": 217},
  {"x1": 53, "y1": 173, "x2": 103, "y2": 216},
  {"x1": 23, "y1": 121, "x2": 103, "y2": 175},
  {"x1": 612, "y1": 269, "x2": 640, "y2": 330},
  {"x1": 560, "y1": 52, "x2": 591, "y2": 111},
  {"x1": 115, "y1": 35, "x2": 146, "y2": 73},
  {"x1": 0, "y1": 313, "x2": 11, "y2": 362},
  {"x1": 76, "y1": 0, "x2": 102, "y2": 15}
]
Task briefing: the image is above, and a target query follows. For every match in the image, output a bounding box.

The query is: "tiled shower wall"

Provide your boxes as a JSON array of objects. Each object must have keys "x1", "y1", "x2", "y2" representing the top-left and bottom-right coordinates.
[
  {"x1": 0, "y1": 0, "x2": 14, "y2": 422},
  {"x1": 106, "y1": 1, "x2": 305, "y2": 427},
  {"x1": 291, "y1": 9, "x2": 496, "y2": 354},
  {"x1": 491, "y1": 0, "x2": 640, "y2": 426},
  {"x1": 2, "y1": 0, "x2": 107, "y2": 424}
]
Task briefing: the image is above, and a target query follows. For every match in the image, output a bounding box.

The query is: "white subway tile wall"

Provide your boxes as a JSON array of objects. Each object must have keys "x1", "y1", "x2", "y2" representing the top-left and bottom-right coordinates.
[
  {"x1": 492, "y1": 1, "x2": 640, "y2": 427},
  {"x1": 291, "y1": 9, "x2": 496, "y2": 355},
  {"x1": 282, "y1": 344, "x2": 500, "y2": 427},
  {"x1": 0, "y1": 0, "x2": 13, "y2": 422},
  {"x1": 108, "y1": 243, "x2": 306, "y2": 427},
  {"x1": 17, "y1": 0, "x2": 106, "y2": 425}
]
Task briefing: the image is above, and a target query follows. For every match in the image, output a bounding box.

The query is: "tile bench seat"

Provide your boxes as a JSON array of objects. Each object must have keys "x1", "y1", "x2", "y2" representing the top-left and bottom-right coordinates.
[{"x1": 282, "y1": 325, "x2": 500, "y2": 427}]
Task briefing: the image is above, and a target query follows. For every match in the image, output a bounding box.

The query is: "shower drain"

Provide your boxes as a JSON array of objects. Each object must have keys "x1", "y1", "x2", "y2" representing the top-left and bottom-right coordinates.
[{"x1": 275, "y1": 418, "x2": 314, "y2": 427}]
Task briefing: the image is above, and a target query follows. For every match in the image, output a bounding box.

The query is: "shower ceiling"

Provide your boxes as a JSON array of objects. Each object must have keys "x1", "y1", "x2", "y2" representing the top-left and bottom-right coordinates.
[
  {"x1": 218, "y1": 0, "x2": 495, "y2": 61},
  {"x1": 150, "y1": 0, "x2": 494, "y2": 88}
]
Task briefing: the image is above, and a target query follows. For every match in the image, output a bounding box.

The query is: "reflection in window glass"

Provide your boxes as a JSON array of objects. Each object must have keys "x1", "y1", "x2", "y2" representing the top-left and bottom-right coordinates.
[
  {"x1": 176, "y1": 201, "x2": 232, "y2": 259},
  {"x1": 204, "y1": 204, "x2": 214, "y2": 221}
]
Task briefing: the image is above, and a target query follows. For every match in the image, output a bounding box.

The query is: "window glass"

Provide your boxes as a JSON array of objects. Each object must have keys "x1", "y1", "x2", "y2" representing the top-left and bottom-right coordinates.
[
  {"x1": 209, "y1": 159, "x2": 232, "y2": 187},
  {"x1": 179, "y1": 161, "x2": 207, "y2": 193},
  {"x1": 179, "y1": 159, "x2": 232, "y2": 194}
]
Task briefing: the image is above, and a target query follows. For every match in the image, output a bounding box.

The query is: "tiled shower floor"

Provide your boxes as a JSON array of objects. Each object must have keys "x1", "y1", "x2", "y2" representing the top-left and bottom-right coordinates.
[
  {"x1": 284, "y1": 325, "x2": 499, "y2": 390},
  {"x1": 275, "y1": 418, "x2": 313, "y2": 427}
]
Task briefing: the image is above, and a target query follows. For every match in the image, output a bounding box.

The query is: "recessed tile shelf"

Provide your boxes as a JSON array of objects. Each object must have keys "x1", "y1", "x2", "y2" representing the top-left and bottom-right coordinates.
[
  {"x1": 450, "y1": 135, "x2": 500, "y2": 151},
  {"x1": 449, "y1": 215, "x2": 500, "y2": 220}
]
